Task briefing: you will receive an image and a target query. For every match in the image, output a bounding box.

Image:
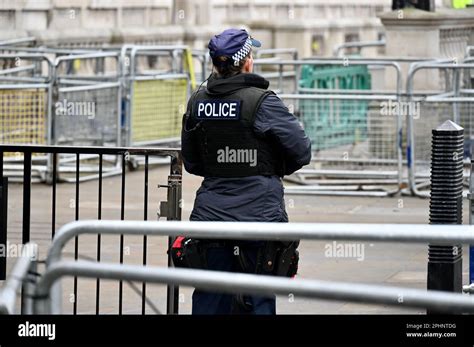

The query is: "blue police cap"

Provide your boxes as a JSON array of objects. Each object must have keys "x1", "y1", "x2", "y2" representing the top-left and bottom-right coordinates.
[{"x1": 208, "y1": 28, "x2": 261, "y2": 67}]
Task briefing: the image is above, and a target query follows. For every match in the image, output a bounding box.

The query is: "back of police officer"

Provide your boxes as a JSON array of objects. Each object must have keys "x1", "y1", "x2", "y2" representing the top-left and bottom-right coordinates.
[{"x1": 181, "y1": 28, "x2": 312, "y2": 315}]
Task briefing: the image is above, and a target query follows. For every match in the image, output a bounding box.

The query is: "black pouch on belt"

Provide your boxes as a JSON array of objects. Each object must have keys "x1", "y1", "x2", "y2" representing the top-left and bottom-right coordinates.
[
  {"x1": 257, "y1": 241, "x2": 300, "y2": 277},
  {"x1": 259, "y1": 241, "x2": 280, "y2": 274},
  {"x1": 183, "y1": 238, "x2": 207, "y2": 269},
  {"x1": 171, "y1": 237, "x2": 206, "y2": 269},
  {"x1": 171, "y1": 237, "x2": 226, "y2": 270},
  {"x1": 275, "y1": 241, "x2": 299, "y2": 277}
]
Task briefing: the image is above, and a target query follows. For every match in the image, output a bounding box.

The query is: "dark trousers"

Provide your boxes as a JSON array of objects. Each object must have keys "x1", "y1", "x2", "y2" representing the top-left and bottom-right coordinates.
[{"x1": 192, "y1": 243, "x2": 276, "y2": 315}]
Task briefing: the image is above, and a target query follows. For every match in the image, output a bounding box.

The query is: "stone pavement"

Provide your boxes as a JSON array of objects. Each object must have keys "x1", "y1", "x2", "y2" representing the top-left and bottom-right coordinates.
[{"x1": 1, "y1": 164, "x2": 470, "y2": 314}]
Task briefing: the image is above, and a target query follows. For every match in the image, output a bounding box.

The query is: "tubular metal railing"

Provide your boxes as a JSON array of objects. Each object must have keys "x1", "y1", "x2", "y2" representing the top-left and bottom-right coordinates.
[
  {"x1": 28, "y1": 220, "x2": 474, "y2": 314},
  {"x1": 34, "y1": 259, "x2": 474, "y2": 315},
  {"x1": 0, "y1": 37, "x2": 36, "y2": 47},
  {"x1": 260, "y1": 59, "x2": 403, "y2": 196},
  {"x1": 406, "y1": 62, "x2": 474, "y2": 198},
  {"x1": 333, "y1": 39, "x2": 386, "y2": 57},
  {"x1": 0, "y1": 243, "x2": 38, "y2": 314}
]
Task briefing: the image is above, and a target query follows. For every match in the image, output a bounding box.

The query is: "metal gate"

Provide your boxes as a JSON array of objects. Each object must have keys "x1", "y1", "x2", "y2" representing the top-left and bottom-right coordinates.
[{"x1": 0, "y1": 144, "x2": 182, "y2": 314}]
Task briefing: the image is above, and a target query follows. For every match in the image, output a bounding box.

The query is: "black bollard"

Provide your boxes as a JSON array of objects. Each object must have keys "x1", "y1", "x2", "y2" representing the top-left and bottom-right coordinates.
[{"x1": 428, "y1": 120, "x2": 463, "y2": 313}]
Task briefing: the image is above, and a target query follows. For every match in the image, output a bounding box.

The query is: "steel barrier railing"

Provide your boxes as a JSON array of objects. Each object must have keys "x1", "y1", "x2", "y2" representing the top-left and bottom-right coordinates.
[
  {"x1": 255, "y1": 48, "x2": 299, "y2": 60},
  {"x1": 1, "y1": 46, "x2": 472, "y2": 200},
  {"x1": 33, "y1": 259, "x2": 474, "y2": 315},
  {"x1": 259, "y1": 59, "x2": 403, "y2": 196},
  {"x1": 0, "y1": 37, "x2": 36, "y2": 47},
  {"x1": 0, "y1": 54, "x2": 54, "y2": 167},
  {"x1": 333, "y1": 39, "x2": 386, "y2": 57},
  {"x1": 254, "y1": 57, "x2": 428, "y2": 94},
  {"x1": 53, "y1": 52, "x2": 122, "y2": 146},
  {"x1": 0, "y1": 44, "x2": 194, "y2": 181},
  {"x1": 254, "y1": 48, "x2": 299, "y2": 93},
  {"x1": 32, "y1": 220, "x2": 474, "y2": 314},
  {"x1": 254, "y1": 57, "x2": 472, "y2": 197},
  {"x1": 306, "y1": 56, "x2": 438, "y2": 63},
  {"x1": 279, "y1": 93, "x2": 402, "y2": 196},
  {"x1": 0, "y1": 243, "x2": 38, "y2": 315},
  {"x1": 120, "y1": 45, "x2": 191, "y2": 147},
  {"x1": 406, "y1": 62, "x2": 474, "y2": 198},
  {"x1": 191, "y1": 49, "x2": 211, "y2": 85},
  {"x1": 51, "y1": 53, "x2": 123, "y2": 181}
]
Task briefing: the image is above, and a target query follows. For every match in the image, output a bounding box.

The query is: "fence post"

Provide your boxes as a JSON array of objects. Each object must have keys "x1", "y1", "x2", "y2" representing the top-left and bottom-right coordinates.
[
  {"x1": 469, "y1": 157, "x2": 474, "y2": 289},
  {"x1": 0, "y1": 177, "x2": 8, "y2": 280},
  {"x1": 165, "y1": 174, "x2": 182, "y2": 315},
  {"x1": 427, "y1": 120, "x2": 463, "y2": 313},
  {"x1": 161, "y1": 152, "x2": 183, "y2": 315},
  {"x1": 22, "y1": 152, "x2": 32, "y2": 244}
]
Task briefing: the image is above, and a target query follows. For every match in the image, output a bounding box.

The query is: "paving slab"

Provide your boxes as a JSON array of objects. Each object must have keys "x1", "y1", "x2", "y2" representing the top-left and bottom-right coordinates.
[{"x1": 1, "y1": 165, "x2": 470, "y2": 314}]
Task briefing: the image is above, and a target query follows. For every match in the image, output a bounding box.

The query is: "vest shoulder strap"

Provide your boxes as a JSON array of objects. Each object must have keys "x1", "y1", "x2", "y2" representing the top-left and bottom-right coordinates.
[{"x1": 236, "y1": 87, "x2": 275, "y2": 123}]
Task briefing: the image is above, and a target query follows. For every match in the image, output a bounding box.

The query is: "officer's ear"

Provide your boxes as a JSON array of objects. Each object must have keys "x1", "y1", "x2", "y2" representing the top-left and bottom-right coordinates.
[{"x1": 243, "y1": 55, "x2": 253, "y2": 73}]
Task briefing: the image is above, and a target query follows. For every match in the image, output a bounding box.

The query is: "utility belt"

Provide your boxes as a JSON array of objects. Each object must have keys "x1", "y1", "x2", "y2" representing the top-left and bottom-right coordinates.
[{"x1": 170, "y1": 237, "x2": 299, "y2": 278}]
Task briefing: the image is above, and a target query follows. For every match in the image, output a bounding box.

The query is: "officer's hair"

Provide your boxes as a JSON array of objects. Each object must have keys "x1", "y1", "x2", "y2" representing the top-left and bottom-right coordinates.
[{"x1": 214, "y1": 51, "x2": 251, "y2": 78}]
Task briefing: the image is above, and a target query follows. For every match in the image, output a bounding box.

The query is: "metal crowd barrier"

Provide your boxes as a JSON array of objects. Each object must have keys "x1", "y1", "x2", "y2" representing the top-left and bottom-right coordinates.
[
  {"x1": 0, "y1": 37, "x2": 36, "y2": 47},
  {"x1": 260, "y1": 59, "x2": 403, "y2": 196},
  {"x1": 254, "y1": 60, "x2": 299, "y2": 94},
  {"x1": 254, "y1": 56, "x2": 434, "y2": 96},
  {"x1": 333, "y1": 39, "x2": 386, "y2": 57},
  {"x1": 254, "y1": 48, "x2": 299, "y2": 94},
  {"x1": 406, "y1": 61, "x2": 474, "y2": 198},
  {"x1": 0, "y1": 44, "x2": 195, "y2": 181},
  {"x1": 2, "y1": 43, "x2": 472, "y2": 199},
  {"x1": 0, "y1": 144, "x2": 183, "y2": 314},
  {"x1": 279, "y1": 93, "x2": 402, "y2": 197},
  {"x1": 0, "y1": 48, "x2": 128, "y2": 182},
  {"x1": 54, "y1": 52, "x2": 121, "y2": 146},
  {"x1": 191, "y1": 49, "x2": 211, "y2": 85},
  {"x1": 33, "y1": 258, "x2": 474, "y2": 315},
  {"x1": 51, "y1": 52, "x2": 123, "y2": 181},
  {"x1": 253, "y1": 56, "x2": 473, "y2": 197},
  {"x1": 121, "y1": 45, "x2": 191, "y2": 147},
  {"x1": 0, "y1": 243, "x2": 37, "y2": 314},
  {"x1": 0, "y1": 54, "x2": 53, "y2": 180},
  {"x1": 13, "y1": 220, "x2": 474, "y2": 314},
  {"x1": 0, "y1": 53, "x2": 51, "y2": 83}
]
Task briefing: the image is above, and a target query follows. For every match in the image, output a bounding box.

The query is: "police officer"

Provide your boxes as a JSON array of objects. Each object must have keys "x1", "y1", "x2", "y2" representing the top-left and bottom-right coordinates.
[{"x1": 181, "y1": 28, "x2": 311, "y2": 315}]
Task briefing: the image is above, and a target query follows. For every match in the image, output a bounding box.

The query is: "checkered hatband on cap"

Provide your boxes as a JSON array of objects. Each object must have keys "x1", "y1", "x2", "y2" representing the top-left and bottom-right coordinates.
[{"x1": 231, "y1": 37, "x2": 253, "y2": 66}]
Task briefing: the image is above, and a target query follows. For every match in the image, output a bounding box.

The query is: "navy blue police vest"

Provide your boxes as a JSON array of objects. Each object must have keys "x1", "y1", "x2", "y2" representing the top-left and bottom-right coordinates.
[{"x1": 186, "y1": 85, "x2": 284, "y2": 178}]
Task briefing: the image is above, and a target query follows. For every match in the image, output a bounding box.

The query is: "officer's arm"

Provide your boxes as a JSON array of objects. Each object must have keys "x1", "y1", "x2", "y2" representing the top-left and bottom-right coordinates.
[
  {"x1": 254, "y1": 94, "x2": 312, "y2": 175},
  {"x1": 181, "y1": 98, "x2": 205, "y2": 177}
]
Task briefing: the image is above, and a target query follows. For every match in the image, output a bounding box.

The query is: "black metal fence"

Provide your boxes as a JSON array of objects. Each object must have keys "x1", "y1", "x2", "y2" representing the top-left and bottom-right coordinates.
[{"x1": 0, "y1": 144, "x2": 182, "y2": 314}]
